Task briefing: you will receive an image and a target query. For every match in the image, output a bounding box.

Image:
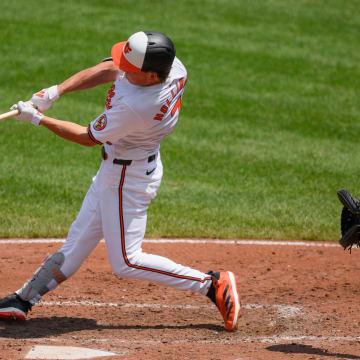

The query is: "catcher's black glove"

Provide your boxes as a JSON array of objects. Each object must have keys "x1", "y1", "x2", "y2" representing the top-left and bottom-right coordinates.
[{"x1": 337, "y1": 189, "x2": 360, "y2": 252}]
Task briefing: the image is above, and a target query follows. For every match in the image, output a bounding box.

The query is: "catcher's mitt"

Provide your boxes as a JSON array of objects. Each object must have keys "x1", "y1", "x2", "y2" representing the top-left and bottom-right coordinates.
[{"x1": 337, "y1": 189, "x2": 360, "y2": 252}]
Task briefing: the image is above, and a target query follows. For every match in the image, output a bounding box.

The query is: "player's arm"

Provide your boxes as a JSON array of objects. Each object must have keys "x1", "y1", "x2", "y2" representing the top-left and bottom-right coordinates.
[
  {"x1": 11, "y1": 101, "x2": 98, "y2": 147},
  {"x1": 58, "y1": 60, "x2": 119, "y2": 96},
  {"x1": 40, "y1": 115, "x2": 96, "y2": 147},
  {"x1": 30, "y1": 60, "x2": 119, "y2": 112}
]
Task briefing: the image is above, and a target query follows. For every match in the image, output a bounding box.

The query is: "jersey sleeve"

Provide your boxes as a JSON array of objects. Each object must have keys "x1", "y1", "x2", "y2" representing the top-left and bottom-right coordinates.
[{"x1": 88, "y1": 103, "x2": 143, "y2": 144}]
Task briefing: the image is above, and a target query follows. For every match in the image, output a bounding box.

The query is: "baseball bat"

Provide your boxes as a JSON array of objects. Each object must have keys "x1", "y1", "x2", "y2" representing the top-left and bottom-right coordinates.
[{"x1": 0, "y1": 109, "x2": 19, "y2": 120}]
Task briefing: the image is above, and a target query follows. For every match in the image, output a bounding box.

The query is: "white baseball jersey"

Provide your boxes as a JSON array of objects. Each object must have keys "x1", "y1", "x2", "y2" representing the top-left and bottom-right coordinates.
[{"x1": 88, "y1": 57, "x2": 187, "y2": 160}]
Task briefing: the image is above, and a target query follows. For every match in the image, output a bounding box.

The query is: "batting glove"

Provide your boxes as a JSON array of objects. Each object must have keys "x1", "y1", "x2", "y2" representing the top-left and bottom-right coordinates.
[
  {"x1": 30, "y1": 85, "x2": 59, "y2": 111},
  {"x1": 10, "y1": 101, "x2": 43, "y2": 126}
]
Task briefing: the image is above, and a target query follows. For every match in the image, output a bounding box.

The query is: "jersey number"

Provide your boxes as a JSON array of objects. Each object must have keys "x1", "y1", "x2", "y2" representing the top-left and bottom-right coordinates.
[{"x1": 171, "y1": 96, "x2": 182, "y2": 117}]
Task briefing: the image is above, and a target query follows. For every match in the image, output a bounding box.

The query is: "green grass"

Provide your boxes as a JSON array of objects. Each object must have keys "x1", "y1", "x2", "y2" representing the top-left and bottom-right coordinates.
[{"x1": 0, "y1": 0, "x2": 359, "y2": 240}]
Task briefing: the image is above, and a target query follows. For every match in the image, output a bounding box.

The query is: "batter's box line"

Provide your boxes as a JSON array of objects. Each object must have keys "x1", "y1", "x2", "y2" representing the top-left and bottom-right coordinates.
[
  {"x1": 38, "y1": 301, "x2": 303, "y2": 319},
  {"x1": 0, "y1": 238, "x2": 346, "y2": 248},
  {"x1": 0, "y1": 335, "x2": 359, "y2": 346}
]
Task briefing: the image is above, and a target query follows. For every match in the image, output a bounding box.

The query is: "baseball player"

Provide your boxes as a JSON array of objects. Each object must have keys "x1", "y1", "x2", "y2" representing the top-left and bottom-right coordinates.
[{"x1": 0, "y1": 31, "x2": 240, "y2": 331}]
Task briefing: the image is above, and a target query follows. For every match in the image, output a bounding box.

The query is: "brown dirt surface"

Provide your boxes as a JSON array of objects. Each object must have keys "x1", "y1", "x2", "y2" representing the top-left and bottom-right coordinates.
[{"x1": 0, "y1": 239, "x2": 359, "y2": 360}]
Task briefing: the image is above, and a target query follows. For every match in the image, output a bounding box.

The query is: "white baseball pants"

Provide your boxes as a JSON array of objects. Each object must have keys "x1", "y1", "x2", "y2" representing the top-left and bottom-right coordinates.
[{"x1": 48, "y1": 152, "x2": 212, "y2": 295}]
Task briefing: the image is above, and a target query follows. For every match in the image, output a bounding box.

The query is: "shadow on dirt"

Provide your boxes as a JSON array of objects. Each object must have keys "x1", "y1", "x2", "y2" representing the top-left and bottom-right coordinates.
[
  {"x1": 267, "y1": 344, "x2": 360, "y2": 359},
  {"x1": 0, "y1": 317, "x2": 223, "y2": 338}
]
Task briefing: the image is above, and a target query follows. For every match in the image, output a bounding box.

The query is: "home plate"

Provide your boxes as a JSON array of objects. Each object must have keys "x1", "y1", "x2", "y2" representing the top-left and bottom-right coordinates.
[{"x1": 25, "y1": 345, "x2": 117, "y2": 359}]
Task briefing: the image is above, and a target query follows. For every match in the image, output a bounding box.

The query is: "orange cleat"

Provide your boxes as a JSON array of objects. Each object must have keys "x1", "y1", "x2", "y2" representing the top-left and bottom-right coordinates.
[{"x1": 209, "y1": 271, "x2": 240, "y2": 331}]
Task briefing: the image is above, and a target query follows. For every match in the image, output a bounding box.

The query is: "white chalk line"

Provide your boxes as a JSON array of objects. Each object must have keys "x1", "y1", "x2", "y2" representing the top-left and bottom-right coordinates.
[
  {"x1": 0, "y1": 335, "x2": 359, "y2": 346},
  {"x1": 38, "y1": 301, "x2": 302, "y2": 319},
  {"x1": 0, "y1": 238, "x2": 344, "y2": 247},
  {"x1": 39, "y1": 301, "x2": 213, "y2": 310}
]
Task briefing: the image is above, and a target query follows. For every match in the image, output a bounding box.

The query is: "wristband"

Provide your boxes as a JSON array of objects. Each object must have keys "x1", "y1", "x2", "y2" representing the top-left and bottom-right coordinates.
[
  {"x1": 48, "y1": 85, "x2": 60, "y2": 101},
  {"x1": 31, "y1": 111, "x2": 43, "y2": 126}
]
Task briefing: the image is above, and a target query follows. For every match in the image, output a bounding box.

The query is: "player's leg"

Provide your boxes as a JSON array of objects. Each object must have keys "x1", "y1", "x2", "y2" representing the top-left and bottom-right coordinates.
[
  {"x1": 106, "y1": 209, "x2": 213, "y2": 293},
  {"x1": 100, "y1": 155, "x2": 210, "y2": 292},
  {"x1": 0, "y1": 171, "x2": 104, "y2": 321},
  {"x1": 100, "y1": 155, "x2": 240, "y2": 331}
]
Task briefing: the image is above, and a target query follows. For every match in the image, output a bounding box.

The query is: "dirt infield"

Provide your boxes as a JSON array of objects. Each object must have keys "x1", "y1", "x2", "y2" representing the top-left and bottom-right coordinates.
[{"x1": 0, "y1": 239, "x2": 359, "y2": 360}]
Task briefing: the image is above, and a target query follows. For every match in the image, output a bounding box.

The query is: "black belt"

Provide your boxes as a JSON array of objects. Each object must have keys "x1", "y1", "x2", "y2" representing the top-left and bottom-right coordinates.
[
  {"x1": 102, "y1": 147, "x2": 155, "y2": 165},
  {"x1": 113, "y1": 158, "x2": 132, "y2": 165}
]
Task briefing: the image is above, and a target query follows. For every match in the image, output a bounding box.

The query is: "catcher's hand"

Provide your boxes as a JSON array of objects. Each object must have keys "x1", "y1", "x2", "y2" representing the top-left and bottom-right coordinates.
[{"x1": 337, "y1": 189, "x2": 360, "y2": 252}]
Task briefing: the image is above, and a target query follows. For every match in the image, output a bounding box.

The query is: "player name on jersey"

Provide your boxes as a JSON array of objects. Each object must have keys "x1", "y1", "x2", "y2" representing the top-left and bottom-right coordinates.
[{"x1": 153, "y1": 77, "x2": 187, "y2": 121}]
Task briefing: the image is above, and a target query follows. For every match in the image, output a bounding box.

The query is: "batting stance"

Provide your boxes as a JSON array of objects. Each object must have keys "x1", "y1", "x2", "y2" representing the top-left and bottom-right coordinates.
[{"x1": 0, "y1": 31, "x2": 240, "y2": 331}]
